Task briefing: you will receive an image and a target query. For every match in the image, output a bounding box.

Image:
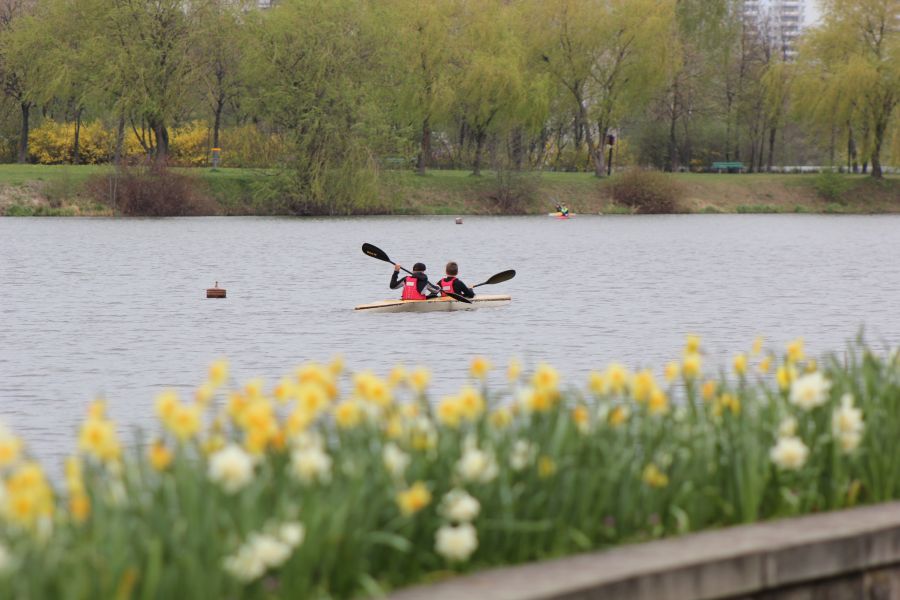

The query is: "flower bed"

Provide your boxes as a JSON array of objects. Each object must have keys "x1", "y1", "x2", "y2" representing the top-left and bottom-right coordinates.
[{"x1": 0, "y1": 337, "x2": 898, "y2": 598}]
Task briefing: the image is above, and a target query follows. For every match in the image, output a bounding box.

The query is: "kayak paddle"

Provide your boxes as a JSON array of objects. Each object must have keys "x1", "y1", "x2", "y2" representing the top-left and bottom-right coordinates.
[
  {"x1": 361, "y1": 243, "x2": 473, "y2": 304},
  {"x1": 472, "y1": 269, "x2": 516, "y2": 289}
]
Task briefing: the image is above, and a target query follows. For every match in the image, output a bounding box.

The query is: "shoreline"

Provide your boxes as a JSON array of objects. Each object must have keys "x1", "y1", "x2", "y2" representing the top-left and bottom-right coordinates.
[{"x1": 0, "y1": 165, "x2": 898, "y2": 216}]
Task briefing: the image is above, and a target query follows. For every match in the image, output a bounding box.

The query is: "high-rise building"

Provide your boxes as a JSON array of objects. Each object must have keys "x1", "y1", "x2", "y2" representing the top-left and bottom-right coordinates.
[{"x1": 742, "y1": 0, "x2": 816, "y2": 60}]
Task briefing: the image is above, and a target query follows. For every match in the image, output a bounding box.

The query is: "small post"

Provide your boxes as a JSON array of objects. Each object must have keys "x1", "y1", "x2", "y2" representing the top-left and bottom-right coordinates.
[
  {"x1": 211, "y1": 147, "x2": 221, "y2": 171},
  {"x1": 606, "y1": 133, "x2": 615, "y2": 176}
]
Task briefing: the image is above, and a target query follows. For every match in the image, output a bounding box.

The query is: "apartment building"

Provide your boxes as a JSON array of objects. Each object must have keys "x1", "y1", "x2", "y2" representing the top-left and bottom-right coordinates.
[{"x1": 742, "y1": 0, "x2": 818, "y2": 60}]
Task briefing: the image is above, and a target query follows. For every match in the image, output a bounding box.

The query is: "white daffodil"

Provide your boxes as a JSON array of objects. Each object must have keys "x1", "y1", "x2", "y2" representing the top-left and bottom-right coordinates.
[
  {"x1": 290, "y1": 446, "x2": 333, "y2": 484},
  {"x1": 509, "y1": 439, "x2": 535, "y2": 471},
  {"x1": 435, "y1": 523, "x2": 478, "y2": 562},
  {"x1": 832, "y1": 393, "x2": 864, "y2": 453},
  {"x1": 278, "y1": 522, "x2": 306, "y2": 548},
  {"x1": 456, "y1": 445, "x2": 498, "y2": 484},
  {"x1": 439, "y1": 488, "x2": 481, "y2": 523},
  {"x1": 770, "y1": 436, "x2": 809, "y2": 470},
  {"x1": 778, "y1": 416, "x2": 797, "y2": 438},
  {"x1": 249, "y1": 533, "x2": 292, "y2": 569},
  {"x1": 789, "y1": 372, "x2": 831, "y2": 410},
  {"x1": 382, "y1": 443, "x2": 411, "y2": 479},
  {"x1": 208, "y1": 444, "x2": 255, "y2": 494},
  {"x1": 223, "y1": 543, "x2": 266, "y2": 583}
]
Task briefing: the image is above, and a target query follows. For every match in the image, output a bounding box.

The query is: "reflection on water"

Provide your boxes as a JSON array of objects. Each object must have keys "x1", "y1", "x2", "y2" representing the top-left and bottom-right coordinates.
[{"x1": 1, "y1": 215, "x2": 899, "y2": 465}]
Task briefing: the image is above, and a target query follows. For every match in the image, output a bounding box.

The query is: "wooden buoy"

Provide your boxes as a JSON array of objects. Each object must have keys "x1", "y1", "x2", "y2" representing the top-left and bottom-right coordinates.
[
  {"x1": 206, "y1": 281, "x2": 226, "y2": 299},
  {"x1": 455, "y1": 217, "x2": 463, "y2": 224}
]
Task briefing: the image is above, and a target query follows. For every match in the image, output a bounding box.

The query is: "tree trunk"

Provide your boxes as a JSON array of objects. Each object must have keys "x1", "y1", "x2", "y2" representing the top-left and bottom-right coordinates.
[
  {"x1": 153, "y1": 121, "x2": 169, "y2": 163},
  {"x1": 17, "y1": 102, "x2": 31, "y2": 163},
  {"x1": 847, "y1": 125, "x2": 858, "y2": 173},
  {"x1": 766, "y1": 126, "x2": 776, "y2": 172},
  {"x1": 114, "y1": 116, "x2": 126, "y2": 165},
  {"x1": 72, "y1": 109, "x2": 83, "y2": 165},
  {"x1": 870, "y1": 112, "x2": 889, "y2": 179},
  {"x1": 511, "y1": 127, "x2": 524, "y2": 171},
  {"x1": 667, "y1": 107, "x2": 678, "y2": 172},
  {"x1": 472, "y1": 129, "x2": 486, "y2": 176},
  {"x1": 213, "y1": 94, "x2": 224, "y2": 149},
  {"x1": 417, "y1": 116, "x2": 430, "y2": 175}
]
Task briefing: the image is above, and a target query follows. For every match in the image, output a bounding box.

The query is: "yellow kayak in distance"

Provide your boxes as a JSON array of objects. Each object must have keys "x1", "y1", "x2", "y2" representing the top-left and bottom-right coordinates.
[
  {"x1": 354, "y1": 294, "x2": 511, "y2": 314},
  {"x1": 548, "y1": 212, "x2": 574, "y2": 218}
]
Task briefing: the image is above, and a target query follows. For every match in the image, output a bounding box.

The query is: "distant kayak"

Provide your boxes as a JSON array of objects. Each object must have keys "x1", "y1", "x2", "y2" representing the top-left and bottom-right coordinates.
[
  {"x1": 548, "y1": 212, "x2": 574, "y2": 218},
  {"x1": 355, "y1": 294, "x2": 511, "y2": 314}
]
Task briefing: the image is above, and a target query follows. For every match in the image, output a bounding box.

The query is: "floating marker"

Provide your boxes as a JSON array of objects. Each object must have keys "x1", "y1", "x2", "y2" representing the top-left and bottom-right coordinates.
[
  {"x1": 455, "y1": 218, "x2": 463, "y2": 224},
  {"x1": 206, "y1": 281, "x2": 226, "y2": 299}
]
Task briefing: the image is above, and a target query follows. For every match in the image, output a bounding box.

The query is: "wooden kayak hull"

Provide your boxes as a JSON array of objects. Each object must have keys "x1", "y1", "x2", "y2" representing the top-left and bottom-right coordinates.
[{"x1": 354, "y1": 294, "x2": 511, "y2": 314}]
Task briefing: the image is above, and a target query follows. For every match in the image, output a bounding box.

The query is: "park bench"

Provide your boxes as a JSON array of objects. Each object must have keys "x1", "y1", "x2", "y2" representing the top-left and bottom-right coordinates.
[{"x1": 711, "y1": 161, "x2": 745, "y2": 173}]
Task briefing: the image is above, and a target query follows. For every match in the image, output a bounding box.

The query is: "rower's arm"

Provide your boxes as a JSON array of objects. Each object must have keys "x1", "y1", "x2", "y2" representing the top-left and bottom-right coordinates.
[
  {"x1": 455, "y1": 279, "x2": 475, "y2": 298},
  {"x1": 389, "y1": 271, "x2": 403, "y2": 289}
]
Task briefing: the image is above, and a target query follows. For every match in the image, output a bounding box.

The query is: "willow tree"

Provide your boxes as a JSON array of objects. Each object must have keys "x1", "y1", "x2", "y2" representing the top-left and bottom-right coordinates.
[
  {"x1": 530, "y1": 0, "x2": 673, "y2": 176},
  {"x1": 0, "y1": 0, "x2": 37, "y2": 163},
  {"x1": 794, "y1": 0, "x2": 899, "y2": 178},
  {"x1": 100, "y1": 0, "x2": 200, "y2": 161},
  {"x1": 382, "y1": 0, "x2": 458, "y2": 175},
  {"x1": 244, "y1": 0, "x2": 385, "y2": 214}
]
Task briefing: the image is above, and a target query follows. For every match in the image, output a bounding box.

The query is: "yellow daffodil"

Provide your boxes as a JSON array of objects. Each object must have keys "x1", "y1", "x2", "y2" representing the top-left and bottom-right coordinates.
[
  {"x1": 608, "y1": 405, "x2": 630, "y2": 427},
  {"x1": 682, "y1": 353, "x2": 702, "y2": 380},
  {"x1": 642, "y1": 463, "x2": 669, "y2": 488},
  {"x1": 664, "y1": 361, "x2": 680, "y2": 383},
  {"x1": 648, "y1": 388, "x2": 669, "y2": 415},
  {"x1": 436, "y1": 396, "x2": 463, "y2": 428},
  {"x1": 759, "y1": 356, "x2": 772, "y2": 374},
  {"x1": 786, "y1": 338, "x2": 804, "y2": 364},
  {"x1": 69, "y1": 492, "x2": 90, "y2": 523},
  {"x1": 409, "y1": 367, "x2": 431, "y2": 393},
  {"x1": 571, "y1": 405, "x2": 590, "y2": 432},
  {"x1": 685, "y1": 334, "x2": 701, "y2": 354},
  {"x1": 195, "y1": 382, "x2": 215, "y2": 406},
  {"x1": 457, "y1": 387, "x2": 485, "y2": 421},
  {"x1": 776, "y1": 365, "x2": 796, "y2": 391},
  {"x1": 701, "y1": 380, "x2": 717, "y2": 402},
  {"x1": 751, "y1": 336, "x2": 764, "y2": 356},
  {"x1": 78, "y1": 412, "x2": 121, "y2": 462},
  {"x1": 469, "y1": 356, "x2": 492, "y2": 380},
  {"x1": 208, "y1": 359, "x2": 229, "y2": 387},
  {"x1": 507, "y1": 359, "x2": 522, "y2": 382},
  {"x1": 489, "y1": 407, "x2": 512, "y2": 429},
  {"x1": 396, "y1": 481, "x2": 432, "y2": 516},
  {"x1": 148, "y1": 440, "x2": 174, "y2": 471},
  {"x1": 805, "y1": 359, "x2": 817, "y2": 373},
  {"x1": 605, "y1": 363, "x2": 630, "y2": 395},
  {"x1": 272, "y1": 378, "x2": 295, "y2": 404},
  {"x1": 329, "y1": 355, "x2": 344, "y2": 376},
  {"x1": 167, "y1": 403, "x2": 202, "y2": 442},
  {"x1": 588, "y1": 371, "x2": 606, "y2": 395},
  {"x1": 537, "y1": 456, "x2": 557, "y2": 478},
  {"x1": 334, "y1": 400, "x2": 362, "y2": 429},
  {"x1": 0, "y1": 430, "x2": 23, "y2": 468},
  {"x1": 295, "y1": 383, "x2": 329, "y2": 416},
  {"x1": 733, "y1": 353, "x2": 747, "y2": 376},
  {"x1": 388, "y1": 365, "x2": 408, "y2": 388},
  {"x1": 630, "y1": 369, "x2": 654, "y2": 403},
  {"x1": 532, "y1": 363, "x2": 559, "y2": 392},
  {"x1": 155, "y1": 390, "x2": 179, "y2": 422}
]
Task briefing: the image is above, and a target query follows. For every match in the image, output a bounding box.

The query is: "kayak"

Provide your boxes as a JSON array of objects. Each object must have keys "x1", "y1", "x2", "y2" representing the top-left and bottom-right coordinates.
[
  {"x1": 354, "y1": 294, "x2": 511, "y2": 314},
  {"x1": 548, "y1": 212, "x2": 574, "y2": 218}
]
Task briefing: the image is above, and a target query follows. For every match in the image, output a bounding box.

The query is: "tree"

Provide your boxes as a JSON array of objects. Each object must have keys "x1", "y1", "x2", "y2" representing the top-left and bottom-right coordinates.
[
  {"x1": 0, "y1": 0, "x2": 37, "y2": 163},
  {"x1": 795, "y1": 0, "x2": 899, "y2": 178},
  {"x1": 531, "y1": 0, "x2": 674, "y2": 177}
]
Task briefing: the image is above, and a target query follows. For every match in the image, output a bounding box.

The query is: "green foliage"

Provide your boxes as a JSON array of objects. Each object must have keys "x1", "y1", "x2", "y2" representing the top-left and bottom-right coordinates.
[
  {"x1": 813, "y1": 171, "x2": 853, "y2": 202},
  {"x1": 610, "y1": 168, "x2": 684, "y2": 213},
  {"x1": 736, "y1": 205, "x2": 781, "y2": 213}
]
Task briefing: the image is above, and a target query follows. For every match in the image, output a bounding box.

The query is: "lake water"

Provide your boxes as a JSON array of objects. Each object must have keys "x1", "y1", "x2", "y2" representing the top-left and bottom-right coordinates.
[{"x1": 2, "y1": 215, "x2": 899, "y2": 466}]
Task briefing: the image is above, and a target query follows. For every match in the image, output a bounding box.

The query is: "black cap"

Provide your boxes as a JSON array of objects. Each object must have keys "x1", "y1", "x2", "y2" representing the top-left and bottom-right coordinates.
[{"x1": 413, "y1": 262, "x2": 426, "y2": 272}]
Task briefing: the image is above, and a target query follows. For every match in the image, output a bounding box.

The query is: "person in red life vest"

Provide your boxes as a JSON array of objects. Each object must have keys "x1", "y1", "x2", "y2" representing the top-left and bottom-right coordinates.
[
  {"x1": 438, "y1": 262, "x2": 475, "y2": 299},
  {"x1": 390, "y1": 262, "x2": 436, "y2": 300}
]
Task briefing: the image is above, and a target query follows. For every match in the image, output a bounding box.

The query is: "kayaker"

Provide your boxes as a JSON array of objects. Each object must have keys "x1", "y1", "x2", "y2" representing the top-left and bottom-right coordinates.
[
  {"x1": 560, "y1": 204, "x2": 570, "y2": 217},
  {"x1": 390, "y1": 263, "x2": 435, "y2": 300},
  {"x1": 438, "y1": 262, "x2": 475, "y2": 299}
]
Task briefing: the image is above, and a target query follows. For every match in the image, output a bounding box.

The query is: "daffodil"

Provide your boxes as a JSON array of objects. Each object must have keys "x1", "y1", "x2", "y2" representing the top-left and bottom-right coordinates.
[
  {"x1": 629, "y1": 369, "x2": 654, "y2": 402},
  {"x1": 532, "y1": 363, "x2": 559, "y2": 391},
  {"x1": 648, "y1": 388, "x2": 669, "y2": 415},
  {"x1": 789, "y1": 372, "x2": 831, "y2": 410},
  {"x1": 469, "y1": 356, "x2": 492, "y2": 380},
  {"x1": 409, "y1": 367, "x2": 431, "y2": 393},
  {"x1": 507, "y1": 358, "x2": 522, "y2": 382},
  {"x1": 396, "y1": 481, "x2": 431, "y2": 516},
  {"x1": 209, "y1": 444, "x2": 255, "y2": 494},
  {"x1": 437, "y1": 396, "x2": 463, "y2": 428},
  {"x1": 759, "y1": 355, "x2": 772, "y2": 374},
  {"x1": 751, "y1": 336, "x2": 764, "y2": 356},
  {"x1": 148, "y1": 440, "x2": 174, "y2": 471},
  {"x1": 642, "y1": 464, "x2": 669, "y2": 488},
  {"x1": 537, "y1": 456, "x2": 557, "y2": 478},
  {"x1": 334, "y1": 400, "x2": 362, "y2": 429},
  {"x1": 605, "y1": 363, "x2": 630, "y2": 395},
  {"x1": 733, "y1": 353, "x2": 747, "y2": 376},
  {"x1": 457, "y1": 387, "x2": 485, "y2": 421},
  {"x1": 0, "y1": 422, "x2": 23, "y2": 468},
  {"x1": 489, "y1": 407, "x2": 512, "y2": 429},
  {"x1": 770, "y1": 436, "x2": 808, "y2": 470},
  {"x1": 608, "y1": 405, "x2": 630, "y2": 427},
  {"x1": 439, "y1": 488, "x2": 480, "y2": 523},
  {"x1": 832, "y1": 393, "x2": 864, "y2": 453},
  {"x1": 685, "y1": 334, "x2": 701, "y2": 354},
  {"x1": 786, "y1": 338, "x2": 804, "y2": 364},
  {"x1": 435, "y1": 523, "x2": 478, "y2": 562},
  {"x1": 208, "y1": 359, "x2": 229, "y2": 387},
  {"x1": 682, "y1": 353, "x2": 702, "y2": 380}
]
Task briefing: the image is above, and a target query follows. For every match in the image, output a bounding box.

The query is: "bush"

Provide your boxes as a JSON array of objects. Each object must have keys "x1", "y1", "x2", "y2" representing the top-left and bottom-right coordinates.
[
  {"x1": 86, "y1": 163, "x2": 219, "y2": 216},
  {"x1": 610, "y1": 168, "x2": 683, "y2": 213},
  {"x1": 29, "y1": 119, "x2": 115, "y2": 164},
  {"x1": 813, "y1": 170, "x2": 853, "y2": 202},
  {"x1": 487, "y1": 167, "x2": 540, "y2": 214}
]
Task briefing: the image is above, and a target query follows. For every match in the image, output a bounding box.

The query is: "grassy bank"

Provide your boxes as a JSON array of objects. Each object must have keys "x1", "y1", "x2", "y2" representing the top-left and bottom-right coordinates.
[{"x1": 0, "y1": 164, "x2": 898, "y2": 216}]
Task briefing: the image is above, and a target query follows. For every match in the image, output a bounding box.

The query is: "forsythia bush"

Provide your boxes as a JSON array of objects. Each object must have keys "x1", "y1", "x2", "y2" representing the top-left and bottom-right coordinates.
[
  {"x1": 0, "y1": 337, "x2": 898, "y2": 598},
  {"x1": 28, "y1": 120, "x2": 288, "y2": 167}
]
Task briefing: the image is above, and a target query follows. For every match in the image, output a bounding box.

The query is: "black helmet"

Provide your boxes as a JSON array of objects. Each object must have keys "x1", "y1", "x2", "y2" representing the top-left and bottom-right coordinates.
[{"x1": 413, "y1": 262, "x2": 426, "y2": 272}]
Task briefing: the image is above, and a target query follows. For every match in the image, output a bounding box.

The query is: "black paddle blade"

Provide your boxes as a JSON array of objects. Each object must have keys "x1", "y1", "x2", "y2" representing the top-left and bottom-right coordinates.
[
  {"x1": 362, "y1": 243, "x2": 391, "y2": 264},
  {"x1": 472, "y1": 269, "x2": 516, "y2": 288}
]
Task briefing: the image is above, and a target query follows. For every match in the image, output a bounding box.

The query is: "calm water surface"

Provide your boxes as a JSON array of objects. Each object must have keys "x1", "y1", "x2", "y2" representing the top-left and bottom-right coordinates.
[{"x1": 1, "y1": 215, "x2": 899, "y2": 465}]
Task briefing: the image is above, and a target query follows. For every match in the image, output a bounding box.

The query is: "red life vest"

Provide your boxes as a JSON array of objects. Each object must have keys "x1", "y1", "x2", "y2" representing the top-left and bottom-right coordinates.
[
  {"x1": 439, "y1": 277, "x2": 457, "y2": 297},
  {"x1": 401, "y1": 276, "x2": 426, "y2": 300}
]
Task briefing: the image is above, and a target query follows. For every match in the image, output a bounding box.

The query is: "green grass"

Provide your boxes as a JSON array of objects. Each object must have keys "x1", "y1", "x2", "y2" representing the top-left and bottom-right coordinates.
[{"x1": 0, "y1": 163, "x2": 109, "y2": 186}]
